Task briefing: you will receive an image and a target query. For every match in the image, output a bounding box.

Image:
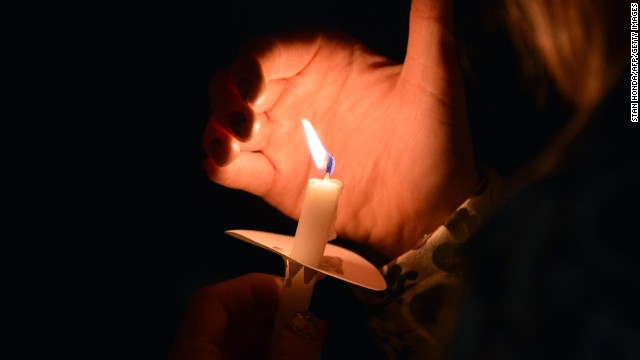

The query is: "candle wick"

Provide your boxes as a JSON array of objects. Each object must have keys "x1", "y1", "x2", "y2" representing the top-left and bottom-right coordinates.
[{"x1": 325, "y1": 154, "x2": 335, "y2": 176}]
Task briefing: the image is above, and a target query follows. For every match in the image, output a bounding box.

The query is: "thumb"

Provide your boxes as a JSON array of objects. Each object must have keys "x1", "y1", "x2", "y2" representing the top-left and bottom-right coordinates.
[
  {"x1": 269, "y1": 311, "x2": 327, "y2": 360},
  {"x1": 402, "y1": 0, "x2": 458, "y2": 89}
]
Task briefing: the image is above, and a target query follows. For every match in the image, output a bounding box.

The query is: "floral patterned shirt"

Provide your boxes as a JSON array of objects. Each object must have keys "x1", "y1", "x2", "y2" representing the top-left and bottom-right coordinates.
[{"x1": 355, "y1": 170, "x2": 503, "y2": 359}]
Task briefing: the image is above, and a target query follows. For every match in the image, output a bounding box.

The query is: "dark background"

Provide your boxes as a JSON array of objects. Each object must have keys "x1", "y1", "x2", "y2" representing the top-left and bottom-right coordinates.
[
  {"x1": 3, "y1": 0, "x2": 574, "y2": 358},
  {"x1": 4, "y1": 2, "x2": 410, "y2": 358}
]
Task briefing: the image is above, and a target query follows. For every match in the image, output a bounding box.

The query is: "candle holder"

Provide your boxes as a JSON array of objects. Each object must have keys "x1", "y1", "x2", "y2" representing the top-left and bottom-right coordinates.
[{"x1": 225, "y1": 229, "x2": 386, "y2": 340}]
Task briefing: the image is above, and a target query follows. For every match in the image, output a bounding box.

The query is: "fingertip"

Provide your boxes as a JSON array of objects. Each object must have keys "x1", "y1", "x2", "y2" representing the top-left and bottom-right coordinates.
[
  {"x1": 203, "y1": 157, "x2": 223, "y2": 185},
  {"x1": 235, "y1": 73, "x2": 267, "y2": 107},
  {"x1": 231, "y1": 54, "x2": 267, "y2": 107},
  {"x1": 208, "y1": 68, "x2": 259, "y2": 141},
  {"x1": 203, "y1": 156, "x2": 216, "y2": 178},
  {"x1": 225, "y1": 110, "x2": 255, "y2": 141},
  {"x1": 203, "y1": 151, "x2": 275, "y2": 197},
  {"x1": 203, "y1": 119, "x2": 240, "y2": 168},
  {"x1": 208, "y1": 135, "x2": 240, "y2": 167},
  {"x1": 235, "y1": 76, "x2": 252, "y2": 103}
]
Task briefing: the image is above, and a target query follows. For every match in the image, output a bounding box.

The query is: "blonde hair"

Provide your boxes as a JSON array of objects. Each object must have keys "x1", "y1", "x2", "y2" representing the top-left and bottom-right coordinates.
[
  {"x1": 496, "y1": 0, "x2": 628, "y2": 193},
  {"x1": 503, "y1": 0, "x2": 627, "y2": 112}
]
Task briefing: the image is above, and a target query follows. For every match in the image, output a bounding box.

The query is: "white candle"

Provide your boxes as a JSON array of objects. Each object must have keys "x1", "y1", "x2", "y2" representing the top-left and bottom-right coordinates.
[
  {"x1": 272, "y1": 119, "x2": 343, "y2": 342},
  {"x1": 290, "y1": 176, "x2": 343, "y2": 266}
]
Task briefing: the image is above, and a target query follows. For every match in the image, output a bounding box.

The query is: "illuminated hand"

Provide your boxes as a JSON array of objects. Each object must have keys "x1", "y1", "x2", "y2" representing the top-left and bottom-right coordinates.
[{"x1": 203, "y1": 0, "x2": 479, "y2": 259}]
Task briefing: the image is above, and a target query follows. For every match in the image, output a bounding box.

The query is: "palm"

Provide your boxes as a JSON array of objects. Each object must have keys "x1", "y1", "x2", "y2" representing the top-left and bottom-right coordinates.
[{"x1": 206, "y1": 25, "x2": 478, "y2": 258}]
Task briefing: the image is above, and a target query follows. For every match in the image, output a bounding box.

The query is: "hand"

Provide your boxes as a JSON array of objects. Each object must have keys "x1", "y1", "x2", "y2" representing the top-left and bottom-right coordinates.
[
  {"x1": 168, "y1": 273, "x2": 326, "y2": 360},
  {"x1": 203, "y1": 0, "x2": 479, "y2": 259}
]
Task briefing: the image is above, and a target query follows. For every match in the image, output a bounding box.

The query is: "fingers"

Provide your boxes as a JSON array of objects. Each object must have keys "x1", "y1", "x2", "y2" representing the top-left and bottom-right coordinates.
[
  {"x1": 169, "y1": 273, "x2": 284, "y2": 359},
  {"x1": 230, "y1": 31, "x2": 322, "y2": 107},
  {"x1": 202, "y1": 110, "x2": 271, "y2": 166},
  {"x1": 208, "y1": 68, "x2": 262, "y2": 144},
  {"x1": 203, "y1": 154, "x2": 274, "y2": 197},
  {"x1": 202, "y1": 120, "x2": 239, "y2": 167},
  {"x1": 204, "y1": 31, "x2": 321, "y2": 171},
  {"x1": 402, "y1": 0, "x2": 457, "y2": 86}
]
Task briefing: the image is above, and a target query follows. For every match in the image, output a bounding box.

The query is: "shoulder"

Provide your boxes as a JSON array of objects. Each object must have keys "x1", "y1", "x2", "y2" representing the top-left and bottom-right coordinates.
[{"x1": 456, "y1": 78, "x2": 640, "y2": 358}]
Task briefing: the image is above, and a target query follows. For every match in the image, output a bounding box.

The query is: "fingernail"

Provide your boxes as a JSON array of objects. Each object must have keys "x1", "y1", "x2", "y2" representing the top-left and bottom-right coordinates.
[
  {"x1": 210, "y1": 138, "x2": 228, "y2": 166},
  {"x1": 227, "y1": 111, "x2": 251, "y2": 140},
  {"x1": 236, "y1": 77, "x2": 251, "y2": 102},
  {"x1": 286, "y1": 311, "x2": 318, "y2": 341}
]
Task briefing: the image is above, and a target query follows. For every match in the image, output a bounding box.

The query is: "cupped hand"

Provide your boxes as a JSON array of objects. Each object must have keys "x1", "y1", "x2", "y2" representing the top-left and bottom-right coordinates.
[{"x1": 203, "y1": 0, "x2": 479, "y2": 259}]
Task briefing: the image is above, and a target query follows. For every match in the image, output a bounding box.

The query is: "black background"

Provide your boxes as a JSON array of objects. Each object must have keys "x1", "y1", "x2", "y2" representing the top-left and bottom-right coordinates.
[
  {"x1": 4, "y1": 1, "x2": 411, "y2": 358},
  {"x1": 3, "y1": 0, "x2": 575, "y2": 358}
]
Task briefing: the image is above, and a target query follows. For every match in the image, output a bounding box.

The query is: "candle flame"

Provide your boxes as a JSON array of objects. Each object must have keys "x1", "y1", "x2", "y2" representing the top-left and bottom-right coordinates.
[{"x1": 302, "y1": 119, "x2": 335, "y2": 176}]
